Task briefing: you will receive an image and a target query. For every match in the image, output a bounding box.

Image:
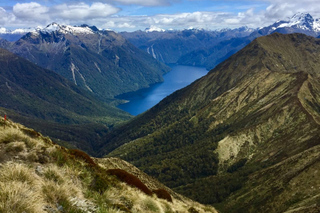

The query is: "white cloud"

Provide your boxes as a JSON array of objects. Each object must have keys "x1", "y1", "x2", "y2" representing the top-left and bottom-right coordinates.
[
  {"x1": 0, "y1": 7, "x2": 15, "y2": 26},
  {"x1": 1, "y1": 0, "x2": 320, "y2": 32},
  {"x1": 13, "y1": 2, "x2": 49, "y2": 19},
  {"x1": 79, "y1": 0, "x2": 320, "y2": 31},
  {"x1": 118, "y1": 22, "x2": 136, "y2": 28},
  {"x1": 97, "y1": 12, "x2": 239, "y2": 31},
  {"x1": 52, "y1": 2, "x2": 120, "y2": 20},
  {"x1": 253, "y1": 0, "x2": 320, "y2": 20},
  {"x1": 112, "y1": 0, "x2": 174, "y2": 6},
  {"x1": 2, "y1": 2, "x2": 120, "y2": 28}
]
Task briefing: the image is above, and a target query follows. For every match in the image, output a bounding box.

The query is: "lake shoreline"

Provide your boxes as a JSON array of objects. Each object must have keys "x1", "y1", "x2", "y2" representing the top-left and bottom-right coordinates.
[{"x1": 117, "y1": 65, "x2": 208, "y2": 115}]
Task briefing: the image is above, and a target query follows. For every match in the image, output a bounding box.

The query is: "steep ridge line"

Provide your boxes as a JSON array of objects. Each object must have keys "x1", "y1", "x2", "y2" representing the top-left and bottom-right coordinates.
[{"x1": 298, "y1": 75, "x2": 320, "y2": 125}]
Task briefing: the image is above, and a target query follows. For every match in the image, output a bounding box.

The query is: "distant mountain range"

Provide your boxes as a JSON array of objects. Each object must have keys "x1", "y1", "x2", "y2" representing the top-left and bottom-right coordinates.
[
  {"x1": 99, "y1": 33, "x2": 320, "y2": 212},
  {"x1": 120, "y1": 27, "x2": 254, "y2": 65},
  {"x1": 0, "y1": 23, "x2": 170, "y2": 101},
  {"x1": 0, "y1": 27, "x2": 36, "y2": 42},
  {"x1": 121, "y1": 13, "x2": 320, "y2": 70},
  {"x1": 1, "y1": 13, "x2": 319, "y2": 73}
]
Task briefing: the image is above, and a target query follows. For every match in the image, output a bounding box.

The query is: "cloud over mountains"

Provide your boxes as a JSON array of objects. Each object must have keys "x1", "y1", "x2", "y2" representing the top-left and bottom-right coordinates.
[{"x1": 1, "y1": 0, "x2": 320, "y2": 31}]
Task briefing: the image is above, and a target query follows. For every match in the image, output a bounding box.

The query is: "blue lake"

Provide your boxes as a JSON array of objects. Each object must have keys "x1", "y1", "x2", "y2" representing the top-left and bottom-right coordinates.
[{"x1": 117, "y1": 65, "x2": 208, "y2": 115}]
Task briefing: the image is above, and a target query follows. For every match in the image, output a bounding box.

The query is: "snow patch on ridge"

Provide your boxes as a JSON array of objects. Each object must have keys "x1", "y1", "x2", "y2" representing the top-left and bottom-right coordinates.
[
  {"x1": 70, "y1": 63, "x2": 78, "y2": 85},
  {"x1": 70, "y1": 62, "x2": 93, "y2": 92},
  {"x1": 5, "y1": 82, "x2": 12, "y2": 90},
  {"x1": 77, "y1": 70, "x2": 93, "y2": 92},
  {"x1": 94, "y1": 62, "x2": 102, "y2": 73},
  {"x1": 147, "y1": 44, "x2": 157, "y2": 59}
]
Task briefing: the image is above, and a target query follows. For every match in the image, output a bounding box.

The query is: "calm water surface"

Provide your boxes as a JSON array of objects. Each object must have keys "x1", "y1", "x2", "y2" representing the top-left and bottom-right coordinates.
[{"x1": 117, "y1": 65, "x2": 208, "y2": 115}]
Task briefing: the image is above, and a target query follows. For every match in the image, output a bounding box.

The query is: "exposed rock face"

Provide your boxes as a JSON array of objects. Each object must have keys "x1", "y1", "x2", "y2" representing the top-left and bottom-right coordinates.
[{"x1": 101, "y1": 33, "x2": 320, "y2": 212}]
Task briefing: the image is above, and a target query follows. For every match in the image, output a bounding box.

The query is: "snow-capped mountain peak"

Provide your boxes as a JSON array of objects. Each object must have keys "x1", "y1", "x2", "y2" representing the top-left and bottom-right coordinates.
[
  {"x1": 291, "y1": 12, "x2": 313, "y2": 23},
  {"x1": 40, "y1": 23, "x2": 95, "y2": 35},
  {"x1": 278, "y1": 12, "x2": 320, "y2": 31},
  {"x1": 44, "y1": 22, "x2": 60, "y2": 32}
]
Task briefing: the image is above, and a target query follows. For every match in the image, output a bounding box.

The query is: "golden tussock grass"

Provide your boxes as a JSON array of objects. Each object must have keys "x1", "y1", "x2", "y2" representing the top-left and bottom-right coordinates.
[
  {"x1": 0, "y1": 162, "x2": 36, "y2": 184},
  {"x1": 0, "y1": 126, "x2": 47, "y2": 151},
  {"x1": 0, "y1": 181, "x2": 44, "y2": 213},
  {"x1": 0, "y1": 121, "x2": 218, "y2": 213}
]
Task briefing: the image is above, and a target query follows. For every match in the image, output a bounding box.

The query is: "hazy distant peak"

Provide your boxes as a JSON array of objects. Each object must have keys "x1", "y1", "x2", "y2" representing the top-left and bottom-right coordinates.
[
  {"x1": 145, "y1": 26, "x2": 166, "y2": 32},
  {"x1": 0, "y1": 27, "x2": 7, "y2": 34},
  {"x1": 0, "y1": 27, "x2": 36, "y2": 34},
  {"x1": 220, "y1": 26, "x2": 254, "y2": 33}
]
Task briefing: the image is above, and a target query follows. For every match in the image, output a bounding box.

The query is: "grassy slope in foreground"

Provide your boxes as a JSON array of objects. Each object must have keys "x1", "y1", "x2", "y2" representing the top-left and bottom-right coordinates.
[
  {"x1": 0, "y1": 118, "x2": 217, "y2": 213},
  {"x1": 102, "y1": 33, "x2": 320, "y2": 212}
]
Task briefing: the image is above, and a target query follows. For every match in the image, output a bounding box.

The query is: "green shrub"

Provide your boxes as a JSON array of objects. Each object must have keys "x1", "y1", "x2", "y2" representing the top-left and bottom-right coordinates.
[
  {"x1": 90, "y1": 173, "x2": 110, "y2": 194},
  {"x1": 143, "y1": 198, "x2": 159, "y2": 212},
  {"x1": 51, "y1": 149, "x2": 69, "y2": 166},
  {"x1": 111, "y1": 203, "x2": 132, "y2": 212},
  {"x1": 44, "y1": 168, "x2": 64, "y2": 184}
]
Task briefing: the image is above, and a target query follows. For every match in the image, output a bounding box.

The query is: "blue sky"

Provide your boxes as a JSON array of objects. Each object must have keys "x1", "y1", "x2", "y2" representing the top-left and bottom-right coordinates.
[{"x1": 0, "y1": 0, "x2": 319, "y2": 31}]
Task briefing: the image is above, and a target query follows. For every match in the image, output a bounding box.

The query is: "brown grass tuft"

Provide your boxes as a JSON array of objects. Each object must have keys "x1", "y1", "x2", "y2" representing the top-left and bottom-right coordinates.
[
  {"x1": 69, "y1": 149, "x2": 96, "y2": 167},
  {"x1": 153, "y1": 188, "x2": 173, "y2": 202},
  {"x1": 107, "y1": 169, "x2": 153, "y2": 196}
]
